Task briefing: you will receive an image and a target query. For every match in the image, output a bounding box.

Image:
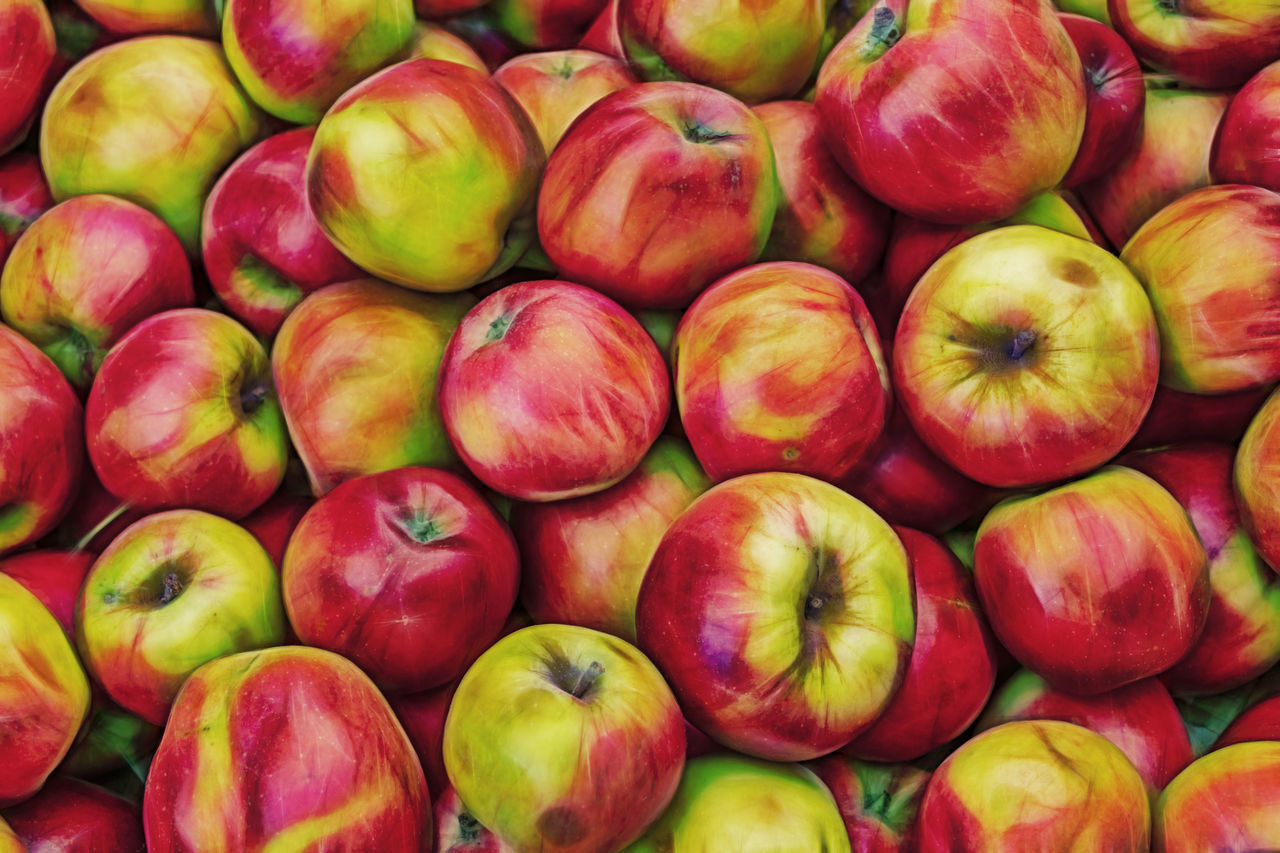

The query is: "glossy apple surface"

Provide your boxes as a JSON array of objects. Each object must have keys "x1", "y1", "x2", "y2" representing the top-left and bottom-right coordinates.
[
  {"x1": 1213, "y1": 59, "x2": 1280, "y2": 191},
  {"x1": 1154, "y1": 741, "x2": 1280, "y2": 852},
  {"x1": 0, "y1": 0, "x2": 55, "y2": 155},
  {"x1": 2, "y1": 777, "x2": 143, "y2": 852},
  {"x1": 1059, "y1": 12, "x2": 1145, "y2": 186},
  {"x1": 0, "y1": 153, "x2": 53, "y2": 269},
  {"x1": 1237, "y1": 387, "x2": 1280, "y2": 575}
]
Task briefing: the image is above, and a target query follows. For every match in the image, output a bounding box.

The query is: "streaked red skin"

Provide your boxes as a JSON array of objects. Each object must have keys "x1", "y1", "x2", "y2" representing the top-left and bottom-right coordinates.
[
  {"x1": 492, "y1": 0, "x2": 607, "y2": 49},
  {"x1": 201, "y1": 128, "x2": 363, "y2": 339},
  {"x1": 1213, "y1": 60, "x2": 1280, "y2": 191},
  {"x1": 434, "y1": 785, "x2": 513, "y2": 853},
  {"x1": 0, "y1": 324, "x2": 84, "y2": 556},
  {"x1": 143, "y1": 646, "x2": 432, "y2": 852},
  {"x1": 1155, "y1": 741, "x2": 1280, "y2": 852},
  {"x1": 1238, "y1": 389, "x2": 1280, "y2": 577},
  {"x1": 1059, "y1": 13, "x2": 1145, "y2": 186},
  {"x1": 844, "y1": 528, "x2": 999, "y2": 763},
  {"x1": 807, "y1": 756, "x2": 930, "y2": 852},
  {"x1": 239, "y1": 493, "x2": 312, "y2": 570},
  {"x1": 1109, "y1": 0, "x2": 1280, "y2": 90},
  {"x1": 2, "y1": 777, "x2": 143, "y2": 853},
  {"x1": 282, "y1": 466, "x2": 520, "y2": 694},
  {"x1": 1125, "y1": 383, "x2": 1272, "y2": 452},
  {"x1": 444, "y1": 13, "x2": 522, "y2": 70},
  {"x1": 0, "y1": 550, "x2": 94, "y2": 635},
  {"x1": 85, "y1": 309, "x2": 285, "y2": 520},
  {"x1": 1123, "y1": 443, "x2": 1280, "y2": 694},
  {"x1": 0, "y1": 153, "x2": 53, "y2": 269},
  {"x1": 439, "y1": 280, "x2": 669, "y2": 501},
  {"x1": 0, "y1": 0, "x2": 55, "y2": 154},
  {"x1": 1214, "y1": 694, "x2": 1280, "y2": 749},
  {"x1": 577, "y1": 0, "x2": 623, "y2": 59},
  {"x1": 753, "y1": 100, "x2": 890, "y2": 285},
  {"x1": 537, "y1": 81, "x2": 777, "y2": 310}
]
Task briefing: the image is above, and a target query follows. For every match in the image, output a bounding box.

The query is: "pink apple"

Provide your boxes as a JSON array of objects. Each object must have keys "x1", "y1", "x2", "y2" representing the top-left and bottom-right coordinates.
[
  {"x1": 0, "y1": 152, "x2": 53, "y2": 269},
  {"x1": 1213, "y1": 59, "x2": 1280, "y2": 191},
  {"x1": 0, "y1": 0, "x2": 55, "y2": 155},
  {"x1": 1059, "y1": 12, "x2": 1145, "y2": 186},
  {"x1": 807, "y1": 756, "x2": 929, "y2": 852},
  {"x1": 1, "y1": 777, "x2": 143, "y2": 852}
]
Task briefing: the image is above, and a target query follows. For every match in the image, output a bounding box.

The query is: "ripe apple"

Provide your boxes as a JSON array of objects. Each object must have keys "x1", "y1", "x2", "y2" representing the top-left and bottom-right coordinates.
[
  {"x1": 1, "y1": 194, "x2": 194, "y2": 391},
  {"x1": 1059, "y1": 12, "x2": 1145, "y2": 186},
  {"x1": 491, "y1": 0, "x2": 608, "y2": 49},
  {"x1": 0, "y1": 0, "x2": 55, "y2": 155},
  {"x1": 1212, "y1": 60, "x2": 1280, "y2": 191},
  {"x1": 0, "y1": 549, "x2": 94, "y2": 635},
  {"x1": 76, "y1": 509, "x2": 287, "y2": 726},
  {"x1": 144, "y1": 645, "x2": 431, "y2": 851},
  {"x1": 1215, "y1": 693, "x2": 1280, "y2": 749},
  {"x1": 1, "y1": 777, "x2": 143, "y2": 852},
  {"x1": 636, "y1": 471, "x2": 914, "y2": 761},
  {"x1": 435, "y1": 785, "x2": 513, "y2": 853},
  {"x1": 417, "y1": 0, "x2": 489, "y2": 16},
  {"x1": 239, "y1": 492, "x2": 312, "y2": 569},
  {"x1": 72, "y1": 0, "x2": 215, "y2": 34},
  {"x1": 1154, "y1": 741, "x2": 1280, "y2": 852},
  {"x1": 0, "y1": 153, "x2": 53, "y2": 269},
  {"x1": 973, "y1": 466, "x2": 1210, "y2": 695},
  {"x1": 443, "y1": 623, "x2": 685, "y2": 853},
  {"x1": 537, "y1": 81, "x2": 777, "y2": 309},
  {"x1": 1056, "y1": 0, "x2": 1109, "y2": 23},
  {"x1": 1236, "y1": 387, "x2": 1280, "y2": 575},
  {"x1": 409, "y1": 21, "x2": 490, "y2": 72},
  {"x1": 892, "y1": 225, "x2": 1159, "y2": 488},
  {"x1": 806, "y1": 756, "x2": 929, "y2": 852},
  {"x1": 578, "y1": 0, "x2": 622, "y2": 58},
  {"x1": 1127, "y1": 383, "x2": 1272, "y2": 451}
]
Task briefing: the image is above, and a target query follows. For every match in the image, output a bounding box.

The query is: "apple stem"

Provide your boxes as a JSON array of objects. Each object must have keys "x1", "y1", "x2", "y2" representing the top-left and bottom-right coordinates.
[
  {"x1": 1007, "y1": 330, "x2": 1037, "y2": 361},
  {"x1": 72, "y1": 501, "x2": 133, "y2": 552},
  {"x1": 158, "y1": 571, "x2": 185, "y2": 605},
  {"x1": 569, "y1": 661, "x2": 604, "y2": 699},
  {"x1": 1156, "y1": 0, "x2": 1181, "y2": 12}
]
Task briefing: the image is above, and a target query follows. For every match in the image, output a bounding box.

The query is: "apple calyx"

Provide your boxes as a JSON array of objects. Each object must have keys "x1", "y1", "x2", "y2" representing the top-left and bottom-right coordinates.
[
  {"x1": 1156, "y1": 0, "x2": 1182, "y2": 14},
  {"x1": 864, "y1": 6, "x2": 902, "y2": 61},
  {"x1": 1005, "y1": 329, "x2": 1038, "y2": 362},
  {"x1": 139, "y1": 561, "x2": 191, "y2": 608},
  {"x1": 456, "y1": 811, "x2": 484, "y2": 843},
  {"x1": 680, "y1": 122, "x2": 734, "y2": 145},
  {"x1": 235, "y1": 255, "x2": 302, "y2": 300},
  {"x1": 238, "y1": 377, "x2": 270, "y2": 416},
  {"x1": 396, "y1": 512, "x2": 445, "y2": 544},
  {"x1": 485, "y1": 313, "x2": 513, "y2": 342}
]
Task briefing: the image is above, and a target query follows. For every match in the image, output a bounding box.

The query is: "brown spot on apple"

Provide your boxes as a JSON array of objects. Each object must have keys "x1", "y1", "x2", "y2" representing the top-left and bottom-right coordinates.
[
  {"x1": 536, "y1": 805, "x2": 589, "y2": 846},
  {"x1": 1056, "y1": 258, "x2": 1099, "y2": 288}
]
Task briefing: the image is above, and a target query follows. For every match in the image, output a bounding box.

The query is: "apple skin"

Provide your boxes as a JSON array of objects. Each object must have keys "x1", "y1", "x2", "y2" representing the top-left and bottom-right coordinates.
[
  {"x1": 283, "y1": 466, "x2": 520, "y2": 694},
  {"x1": 636, "y1": 471, "x2": 915, "y2": 762},
  {"x1": 435, "y1": 785, "x2": 514, "y2": 853},
  {"x1": 1126, "y1": 383, "x2": 1272, "y2": 451},
  {"x1": 1214, "y1": 694, "x2": 1280, "y2": 749},
  {"x1": 752, "y1": 100, "x2": 891, "y2": 286},
  {"x1": 1078, "y1": 80, "x2": 1229, "y2": 250},
  {"x1": 85, "y1": 308, "x2": 287, "y2": 519},
  {"x1": 1212, "y1": 60, "x2": 1280, "y2": 192},
  {"x1": 511, "y1": 435, "x2": 709, "y2": 642},
  {"x1": 0, "y1": 574, "x2": 91, "y2": 807},
  {"x1": 1, "y1": 777, "x2": 143, "y2": 852},
  {"x1": 223, "y1": 0, "x2": 414, "y2": 124},
  {"x1": 60, "y1": 700, "x2": 163, "y2": 781},
  {"x1": 622, "y1": 754, "x2": 851, "y2": 853},
  {"x1": 1236, "y1": 387, "x2": 1280, "y2": 576},
  {"x1": 0, "y1": 549, "x2": 94, "y2": 635},
  {"x1": 439, "y1": 280, "x2": 669, "y2": 502},
  {"x1": 238, "y1": 492, "x2": 312, "y2": 569},
  {"x1": 815, "y1": 0, "x2": 1085, "y2": 226},
  {"x1": 974, "y1": 466, "x2": 1210, "y2": 696},
  {"x1": 0, "y1": 819, "x2": 18, "y2": 853},
  {"x1": 76, "y1": 509, "x2": 287, "y2": 726},
  {"x1": 0, "y1": 0, "x2": 55, "y2": 156},
  {"x1": 1109, "y1": 0, "x2": 1280, "y2": 90},
  {"x1": 843, "y1": 527, "x2": 999, "y2": 763},
  {"x1": 977, "y1": 671, "x2": 1193, "y2": 794},
  {"x1": 674, "y1": 262, "x2": 889, "y2": 484},
  {"x1": 72, "y1": 0, "x2": 215, "y2": 35},
  {"x1": 201, "y1": 128, "x2": 364, "y2": 340},
  {"x1": 491, "y1": 0, "x2": 607, "y2": 49},
  {"x1": 806, "y1": 756, "x2": 929, "y2": 852},
  {"x1": 307, "y1": 59, "x2": 544, "y2": 293},
  {"x1": 418, "y1": 0, "x2": 489, "y2": 16},
  {"x1": 1059, "y1": 12, "x2": 1145, "y2": 186},
  {"x1": 52, "y1": 469, "x2": 145, "y2": 554},
  {"x1": 618, "y1": 0, "x2": 825, "y2": 103},
  {"x1": 0, "y1": 153, "x2": 53, "y2": 270},
  {"x1": 143, "y1": 645, "x2": 432, "y2": 852},
  {"x1": 892, "y1": 225, "x2": 1159, "y2": 488},
  {"x1": 1, "y1": 194, "x2": 194, "y2": 391},
  {"x1": 1154, "y1": 741, "x2": 1280, "y2": 852},
  {"x1": 409, "y1": 21, "x2": 491, "y2": 72},
  {"x1": 39, "y1": 36, "x2": 263, "y2": 253},
  {"x1": 0, "y1": 324, "x2": 84, "y2": 556},
  {"x1": 443, "y1": 623, "x2": 685, "y2": 853},
  {"x1": 917, "y1": 720, "x2": 1150, "y2": 852},
  {"x1": 1123, "y1": 184, "x2": 1280, "y2": 394},
  {"x1": 1122, "y1": 443, "x2": 1280, "y2": 695},
  {"x1": 492, "y1": 48, "x2": 636, "y2": 155},
  {"x1": 537, "y1": 81, "x2": 777, "y2": 310},
  {"x1": 1056, "y1": 0, "x2": 1109, "y2": 23},
  {"x1": 578, "y1": 0, "x2": 623, "y2": 59}
]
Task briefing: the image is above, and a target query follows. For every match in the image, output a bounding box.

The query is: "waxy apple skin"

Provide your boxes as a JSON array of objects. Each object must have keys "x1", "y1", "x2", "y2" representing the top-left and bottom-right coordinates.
[
  {"x1": 0, "y1": 153, "x2": 53, "y2": 269},
  {"x1": 1155, "y1": 741, "x2": 1280, "y2": 852},
  {"x1": 892, "y1": 225, "x2": 1159, "y2": 488},
  {"x1": 202, "y1": 128, "x2": 364, "y2": 340},
  {"x1": 144, "y1": 646, "x2": 432, "y2": 852},
  {"x1": 636, "y1": 471, "x2": 915, "y2": 761},
  {"x1": 1237, "y1": 387, "x2": 1280, "y2": 576},
  {"x1": 0, "y1": 0, "x2": 55, "y2": 155},
  {"x1": 0, "y1": 574, "x2": 91, "y2": 808},
  {"x1": 1213, "y1": 60, "x2": 1280, "y2": 192},
  {"x1": 1, "y1": 194, "x2": 195, "y2": 391},
  {"x1": 537, "y1": 81, "x2": 778, "y2": 310},
  {"x1": 443, "y1": 624, "x2": 685, "y2": 853},
  {"x1": 73, "y1": 0, "x2": 215, "y2": 35},
  {"x1": 306, "y1": 59, "x2": 544, "y2": 293},
  {"x1": 491, "y1": 0, "x2": 607, "y2": 49},
  {"x1": 1127, "y1": 383, "x2": 1272, "y2": 452},
  {"x1": 409, "y1": 21, "x2": 490, "y2": 72},
  {"x1": 39, "y1": 36, "x2": 263, "y2": 253},
  {"x1": 806, "y1": 756, "x2": 929, "y2": 852},
  {"x1": 440, "y1": 280, "x2": 669, "y2": 502},
  {"x1": 2, "y1": 777, "x2": 144, "y2": 852},
  {"x1": 816, "y1": 0, "x2": 1085, "y2": 226},
  {"x1": 0, "y1": 549, "x2": 94, "y2": 636},
  {"x1": 1059, "y1": 12, "x2": 1145, "y2": 187},
  {"x1": 974, "y1": 466, "x2": 1210, "y2": 695},
  {"x1": 674, "y1": 262, "x2": 889, "y2": 484},
  {"x1": 283, "y1": 466, "x2": 520, "y2": 694},
  {"x1": 917, "y1": 721, "x2": 1150, "y2": 852},
  {"x1": 76, "y1": 510, "x2": 287, "y2": 726}
]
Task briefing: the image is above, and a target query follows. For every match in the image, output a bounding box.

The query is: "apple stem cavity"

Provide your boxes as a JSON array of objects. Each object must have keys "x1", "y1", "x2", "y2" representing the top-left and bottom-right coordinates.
[
  {"x1": 1006, "y1": 330, "x2": 1038, "y2": 361},
  {"x1": 568, "y1": 660, "x2": 605, "y2": 699},
  {"x1": 864, "y1": 6, "x2": 902, "y2": 60},
  {"x1": 158, "y1": 570, "x2": 184, "y2": 605},
  {"x1": 397, "y1": 513, "x2": 444, "y2": 544},
  {"x1": 456, "y1": 813, "x2": 484, "y2": 843},
  {"x1": 239, "y1": 378, "x2": 269, "y2": 415},
  {"x1": 1156, "y1": 0, "x2": 1182, "y2": 13}
]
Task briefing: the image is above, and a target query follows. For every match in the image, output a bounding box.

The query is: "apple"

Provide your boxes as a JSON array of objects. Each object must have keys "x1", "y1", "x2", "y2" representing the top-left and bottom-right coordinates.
[
  {"x1": 439, "y1": 279, "x2": 669, "y2": 501},
  {"x1": 60, "y1": 701, "x2": 162, "y2": 781},
  {"x1": 1, "y1": 777, "x2": 143, "y2": 852},
  {"x1": 0, "y1": 153, "x2": 52, "y2": 270},
  {"x1": 0, "y1": 324, "x2": 84, "y2": 555},
  {"x1": 917, "y1": 720, "x2": 1150, "y2": 851},
  {"x1": 577, "y1": 0, "x2": 623, "y2": 59},
  {"x1": 201, "y1": 128, "x2": 364, "y2": 340},
  {"x1": 0, "y1": 0, "x2": 55, "y2": 155},
  {"x1": 1212, "y1": 59, "x2": 1280, "y2": 191},
  {"x1": 1, "y1": 194, "x2": 195, "y2": 391},
  {"x1": 222, "y1": 0, "x2": 414, "y2": 124},
  {"x1": 621, "y1": 754, "x2": 851, "y2": 853},
  {"x1": 1056, "y1": 0, "x2": 1109, "y2": 23},
  {"x1": 636, "y1": 471, "x2": 914, "y2": 761},
  {"x1": 0, "y1": 820, "x2": 17, "y2": 853},
  {"x1": 973, "y1": 466, "x2": 1210, "y2": 695},
  {"x1": 443, "y1": 623, "x2": 685, "y2": 853},
  {"x1": 1126, "y1": 383, "x2": 1272, "y2": 451},
  {"x1": 806, "y1": 756, "x2": 929, "y2": 852},
  {"x1": 537, "y1": 81, "x2": 777, "y2": 310},
  {"x1": 892, "y1": 225, "x2": 1159, "y2": 488},
  {"x1": 86, "y1": 308, "x2": 287, "y2": 518},
  {"x1": 76, "y1": 509, "x2": 287, "y2": 726},
  {"x1": 418, "y1": 0, "x2": 489, "y2": 16},
  {"x1": 491, "y1": 0, "x2": 608, "y2": 49},
  {"x1": 752, "y1": 99, "x2": 890, "y2": 286},
  {"x1": 816, "y1": 0, "x2": 1085, "y2": 225},
  {"x1": 39, "y1": 36, "x2": 263, "y2": 253},
  {"x1": 72, "y1": 0, "x2": 215, "y2": 34},
  {"x1": 51, "y1": 468, "x2": 145, "y2": 554},
  {"x1": 409, "y1": 21, "x2": 490, "y2": 72},
  {"x1": 144, "y1": 645, "x2": 431, "y2": 851},
  {"x1": 435, "y1": 785, "x2": 514, "y2": 853},
  {"x1": 1236, "y1": 387, "x2": 1280, "y2": 575},
  {"x1": 0, "y1": 549, "x2": 94, "y2": 635},
  {"x1": 1214, "y1": 693, "x2": 1280, "y2": 749},
  {"x1": 239, "y1": 492, "x2": 312, "y2": 569},
  {"x1": 1059, "y1": 12, "x2": 1145, "y2": 186},
  {"x1": 618, "y1": 0, "x2": 825, "y2": 103},
  {"x1": 1154, "y1": 741, "x2": 1280, "y2": 852},
  {"x1": 307, "y1": 58, "x2": 543, "y2": 292}
]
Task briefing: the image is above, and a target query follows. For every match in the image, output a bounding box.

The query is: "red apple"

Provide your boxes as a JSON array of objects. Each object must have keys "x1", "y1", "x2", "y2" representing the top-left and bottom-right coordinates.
[
  {"x1": 1154, "y1": 741, "x2": 1280, "y2": 852},
  {"x1": 408, "y1": 21, "x2": 490, "y2": 73},
  {"x1": 72, "y1": 0, "x2": 215, "y2": 35},
  {"x1": 1214, "y1": 693, "x2": 1280, "y2": 749},
  {"x1": 0, "y1": 549, "x2": 94, "y2": 635},
  {"x1": 807, "y1": 756, "x2": 929, "y2": 852},
  {"x1": 1236, "y1": 387, "x2": 1280, "y2": 575},
  {"x1": 1213, "y1": 59, "x2": 1280, "y2": 191},
  {"x1": 0, "y1": 0, "x2": 55, "y2": 155},
  {"x1": 2, "y1": 777, "x2": 143, "y2": 852},
  {"x1": 238, "y1": 492, "x2": 312, "y2": 569},
  {"x1": 1059, "y1": 12, "x2": 1145, "y2": 186},
  {"x1": 491, "y1": 0, "x2": 607, "y2": 49},
  {"x1": 578, "y1": 0, "x2": 622, "y2": 58},
  {"x1": 1126, "y1": 383, "x2": 1272, "y2": 451},
  {"x1": 0, "y1": 152, "x2": 53, "y2": 270}
]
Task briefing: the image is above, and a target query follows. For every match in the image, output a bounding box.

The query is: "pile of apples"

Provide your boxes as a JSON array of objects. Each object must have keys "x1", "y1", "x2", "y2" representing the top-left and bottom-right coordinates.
[{"x1": 4, "y1": 0, "x2": 1280, "y2": 848}]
